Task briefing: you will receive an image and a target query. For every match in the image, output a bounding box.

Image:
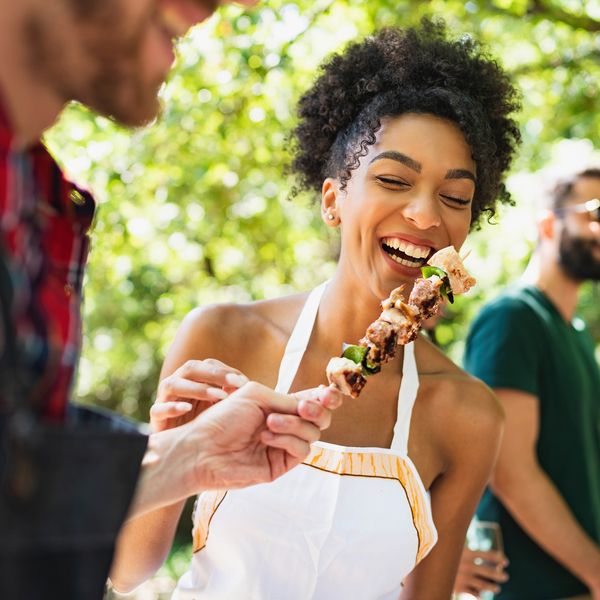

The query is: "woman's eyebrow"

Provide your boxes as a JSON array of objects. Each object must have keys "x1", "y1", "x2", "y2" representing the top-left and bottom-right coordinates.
[
  {"x1": 370, "y1": 152, "x2": 476, "y2": 182},
  {"x1": 369, "y1": 151, "x2": 421, "y2": 173},
  {"x1": 446, "y1": 168, "x2": 476, "y2": 182}
]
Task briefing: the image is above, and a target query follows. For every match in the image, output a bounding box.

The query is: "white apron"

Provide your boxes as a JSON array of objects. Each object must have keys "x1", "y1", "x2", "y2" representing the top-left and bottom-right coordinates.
[{"x1": 173, "y1": 282, "x2": 437, "y2": 600}]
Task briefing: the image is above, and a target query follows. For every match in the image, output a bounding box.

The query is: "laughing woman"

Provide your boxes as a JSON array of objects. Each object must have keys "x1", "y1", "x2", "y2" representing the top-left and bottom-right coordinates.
[{"x1": 111, "y1": 20, "x2": 521, "y2": 599}]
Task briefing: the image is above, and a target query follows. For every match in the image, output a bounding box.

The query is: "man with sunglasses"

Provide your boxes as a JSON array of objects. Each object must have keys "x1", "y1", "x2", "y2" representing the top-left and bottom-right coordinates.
[
  {"x1": 0, "y1": 1, "x2": 346, "y2": 598},
  {"x1": 464, "y1": 167, "x2": 600, "y2": 599}
]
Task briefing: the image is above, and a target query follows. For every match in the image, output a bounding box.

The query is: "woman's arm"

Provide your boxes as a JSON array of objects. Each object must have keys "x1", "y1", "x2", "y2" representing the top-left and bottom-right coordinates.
[
  {"x1": 109, "y1": 306, "x2": 248, "y2": 593},
  {"x1": 401, "y1": 380, "x2": 504, "y2": 600},
  {"x1": 109, "y1": 303, "x2": 345, "y2": 593}
]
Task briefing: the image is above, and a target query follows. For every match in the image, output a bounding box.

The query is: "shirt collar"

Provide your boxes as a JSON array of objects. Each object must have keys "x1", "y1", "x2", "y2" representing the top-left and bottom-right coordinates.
[{"x1": 0, "y1": 87, "x2": 95, "y2": 225}]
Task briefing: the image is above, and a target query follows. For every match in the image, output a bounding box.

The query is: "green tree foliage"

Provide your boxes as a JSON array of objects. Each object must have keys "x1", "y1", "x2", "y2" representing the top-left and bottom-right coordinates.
[{"x1": 46, "y1": 0, "x2": 600, "y2": 419}]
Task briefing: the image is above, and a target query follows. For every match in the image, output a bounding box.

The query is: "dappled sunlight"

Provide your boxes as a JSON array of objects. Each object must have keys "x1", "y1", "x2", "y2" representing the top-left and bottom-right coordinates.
[{"x1": 44, "y1": 0, "x2": 599, "y2": 422}]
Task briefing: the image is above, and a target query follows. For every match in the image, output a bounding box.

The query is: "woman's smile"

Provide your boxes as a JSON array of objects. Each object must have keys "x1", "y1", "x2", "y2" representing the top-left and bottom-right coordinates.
[
  {"x1": 380, "y1": 244, "x2": 428, "y2": 277},
  {"x1": 380, "y1": 236, "x2": 434, "y2": 268}
]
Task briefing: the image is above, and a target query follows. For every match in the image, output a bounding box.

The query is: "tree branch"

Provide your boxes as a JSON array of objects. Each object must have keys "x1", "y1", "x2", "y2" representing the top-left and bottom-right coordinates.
[
  {"x1": 479, "y1": 0, "x2": 600, "y2": 31},
  {"x1": 527, "y1": 0, "x2": 600, "y2": 32},
  {"x1": 277, "y1": 0, "x2": 337, "y2": 58},
  {"x1": 511, "y1": 48, "x2": 600, "y2": 75}
]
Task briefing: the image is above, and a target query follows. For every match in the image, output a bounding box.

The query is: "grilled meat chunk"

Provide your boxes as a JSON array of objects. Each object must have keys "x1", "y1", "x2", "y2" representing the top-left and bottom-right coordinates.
[
  {"x1": 396, "y1": 319, "x2": 421, "y2": 345},
  {"x1": 359, "y1": 320, "x2": 398, "y2": 365},
  {"x1": 380, "y1": 285, "x2": 406, "y2": 311},
  {"x1": 428, "y1": 246, "x2": 476, "y2": 294},
  {"x1": 326, "y1": 357, "x2": 367, "y2": 398},
  {"x1": 324, "y1": 246, "x2": 475, "y2": 398},
  {"x1": 408, "y1": 277, "x2": 444, "y2": 320}
]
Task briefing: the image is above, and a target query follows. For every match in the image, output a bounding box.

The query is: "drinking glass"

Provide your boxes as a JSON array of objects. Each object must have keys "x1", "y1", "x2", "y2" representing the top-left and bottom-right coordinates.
[{"x1": 465, "y1": 519, "x2": 504, "y2": 600}]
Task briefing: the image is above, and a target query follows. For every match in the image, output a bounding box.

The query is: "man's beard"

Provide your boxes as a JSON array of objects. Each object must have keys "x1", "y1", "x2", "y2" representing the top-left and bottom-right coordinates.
[
  {"x1": 83, "y1": 43, "x2": 164, "y2": 128},
  {"x1": 558, "y1": 228, "x2": 600, "y2": 282},
  {"x1": 26, "y1": 6, "x2": 163, "y2": 128}
]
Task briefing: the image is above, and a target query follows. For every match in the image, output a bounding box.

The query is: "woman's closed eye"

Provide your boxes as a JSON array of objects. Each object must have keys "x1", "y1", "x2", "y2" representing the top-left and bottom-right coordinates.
[
  {"x1": 374, "y1": 174, "x2": 472, "y2": 206},
  {"x1": 376, "y1": 176, "x2": 410, "y2": 188},
  {"x1": 440, "y1": 193, "x2": 471, "y2": 207}
]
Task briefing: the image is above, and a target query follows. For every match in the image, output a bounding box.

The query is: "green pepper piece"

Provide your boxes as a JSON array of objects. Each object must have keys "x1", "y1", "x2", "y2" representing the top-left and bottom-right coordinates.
[
  {"x1": 421, "y1": 265, "x2": 447, "y2": 280},
  {"x1": 421, "y1": 265, "x2": 455, "y2": 304},
  {"x1": 363, "y1": 359, "x2": 381, "y2": 375},
  {"x1": 342, "y1": 344, "x2": 368, "y2": 365}
]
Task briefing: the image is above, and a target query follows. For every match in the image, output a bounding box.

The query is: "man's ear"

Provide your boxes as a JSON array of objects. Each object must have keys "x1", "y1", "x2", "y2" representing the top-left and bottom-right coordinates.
[
  {"x1": 538, "y1": 209, "x2": 557, "y2": 241},
  {"x1": 321, "y1": 178, "x2": 341, "y2": 227}
]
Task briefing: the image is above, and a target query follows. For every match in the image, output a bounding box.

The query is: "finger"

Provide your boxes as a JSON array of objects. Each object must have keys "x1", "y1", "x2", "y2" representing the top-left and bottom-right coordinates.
[
  {"x1": 150, "y1": 402, "x2": 193, "y2": 420},
  {"x1": 472, "y1": 564, "x2": 509, "y2": 583},
  {"x1": 230, "y1": 381, "x2": 300, "y2": 415},
  {"x1": 265, "y1": 445, "x2": 299, "y2": 482},
  {"x1": 222, "y1": 385, "x2": 240, "y2": 394},
  {"x1": 461, "y1": 547, "x2": 478, "y2": 561},
  {"x1": 158, "y1": 378, "x2": 230, "y2": 403},
  {"x1": 296, "y1": 400, "x2": 331, "y2": 431},
  {"x1": 319, "y1": 385, "x2": 347, "y2": 410},
  {"x1": 266, "y1": 414, "x2": 321, "y2": 444},
  {"x1": 472, "y1": 550, "x2": 508, "y2": 566},
  {"x1": 469, "y1": 576, "x2": 502, "y2": 594},
  {"x1": 260, "y1": 431, "x2": 311, "y2": 460},
  {"x1": 174, "y1": 359, "x2": 248, "y2": 389},
  {"x1": 465, "y1": 583, "x2": 493, "y2": 597},
  {"x1": 293, "y1": 385, "x2": 346, "y2": 411}
]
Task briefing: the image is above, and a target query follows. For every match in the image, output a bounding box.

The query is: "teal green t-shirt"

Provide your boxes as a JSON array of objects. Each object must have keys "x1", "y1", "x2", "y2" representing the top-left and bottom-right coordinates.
[{"x1": 465, "y1": 285, "x2": 600, "y2": 600}]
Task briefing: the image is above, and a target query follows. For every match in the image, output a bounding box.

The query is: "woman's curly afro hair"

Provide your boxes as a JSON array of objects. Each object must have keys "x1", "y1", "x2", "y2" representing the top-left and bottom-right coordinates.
[{"x1": 291, "y1": 20, "x2": 522, "y2": 228}]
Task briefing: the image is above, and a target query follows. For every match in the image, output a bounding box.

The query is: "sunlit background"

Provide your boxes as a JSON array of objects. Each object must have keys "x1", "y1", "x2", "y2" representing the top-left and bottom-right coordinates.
[{"x1": 44, "y1": 2, "x2": 599, "y2": 594}]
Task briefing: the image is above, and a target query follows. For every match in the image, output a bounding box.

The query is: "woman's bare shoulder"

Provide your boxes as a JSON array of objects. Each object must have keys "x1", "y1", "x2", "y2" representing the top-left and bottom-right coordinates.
[
  {"x1": 249, "y1": 291, "x2": 309, "y2": 330},
  {"x1": 415, "y1": 337, "x2": 503, "y2": 441},
  {"x1": 415, "y1": 335, "x2": 464, "y2": 377},
  {"x1": 174, "y1": 292, "x2": 308, "y2": 363}
]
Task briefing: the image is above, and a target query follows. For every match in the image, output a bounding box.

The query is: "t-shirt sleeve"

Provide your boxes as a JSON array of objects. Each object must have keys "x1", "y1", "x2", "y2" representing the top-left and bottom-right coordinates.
[{"x1": 464, "y1": 296, "x2": 543, "y2": 396}]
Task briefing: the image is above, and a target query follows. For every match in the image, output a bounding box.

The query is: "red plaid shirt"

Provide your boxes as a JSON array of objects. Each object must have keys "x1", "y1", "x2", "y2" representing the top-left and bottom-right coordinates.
[{"x1": 0, "y1": 100, "x2": 95, "y2": 421}]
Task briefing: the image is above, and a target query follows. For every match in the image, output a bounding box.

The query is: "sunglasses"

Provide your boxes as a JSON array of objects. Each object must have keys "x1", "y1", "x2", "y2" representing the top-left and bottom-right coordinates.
[{"x1": 556, "y1": 198, "x2": 600, "y2": 222}]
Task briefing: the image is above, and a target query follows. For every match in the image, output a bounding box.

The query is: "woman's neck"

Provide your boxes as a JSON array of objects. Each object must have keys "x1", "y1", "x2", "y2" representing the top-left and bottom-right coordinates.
[{"x1": 313, "y1": 268, "x2": 402, "y2": 352}]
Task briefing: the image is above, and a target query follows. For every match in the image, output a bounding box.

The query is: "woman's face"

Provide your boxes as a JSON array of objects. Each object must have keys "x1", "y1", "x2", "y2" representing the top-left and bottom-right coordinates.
[{"x1": 324, "y1": 113, "x2": 475, "y2": 299}]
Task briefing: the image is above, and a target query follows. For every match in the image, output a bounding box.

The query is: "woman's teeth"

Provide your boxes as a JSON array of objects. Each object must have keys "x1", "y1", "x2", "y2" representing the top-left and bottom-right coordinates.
[
  {"x1": 381, "y1": 238, "x2": 431, "y2": 268},
  {"x1": 382, "y1": 238, "x2": 430, "y2": 258},
  {"x1": 388, "y1": 255, "x2": 422, "y2": 267}
]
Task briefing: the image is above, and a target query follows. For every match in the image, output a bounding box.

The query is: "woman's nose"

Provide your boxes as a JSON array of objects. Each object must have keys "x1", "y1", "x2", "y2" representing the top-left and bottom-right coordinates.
[{"x1": 403, "y1": 194, "x2": 441, "y2": 230}]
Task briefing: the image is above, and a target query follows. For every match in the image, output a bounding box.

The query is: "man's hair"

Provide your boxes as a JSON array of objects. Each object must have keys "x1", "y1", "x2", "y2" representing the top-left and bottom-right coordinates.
[
  {"x1": 550, "y1": 167, "x2": 600, "y2": 212},
  {"x1": 291, "y1": 19, "x2": 522, "y2": 229}
]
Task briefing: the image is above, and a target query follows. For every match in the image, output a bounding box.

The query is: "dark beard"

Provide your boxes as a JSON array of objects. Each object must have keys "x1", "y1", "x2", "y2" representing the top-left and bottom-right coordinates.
[
  {"x1": 83, "y1": 46, "x2": 163, "y2": 128},
  {"x1": 74, "y1": 12, "x2": 164, "y2": 127},
  {"x1": 558, "y1": 229, "x2": 600, "y2": 282},
  {"x1": 26, "y1": 4, "x2": 163, "y2": 128}
]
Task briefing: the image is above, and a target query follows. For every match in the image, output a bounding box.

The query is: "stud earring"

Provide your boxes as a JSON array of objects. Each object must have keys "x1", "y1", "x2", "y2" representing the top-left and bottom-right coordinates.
[{"x1": 327, "y1": 213, "x2": 335, "y2": 221}]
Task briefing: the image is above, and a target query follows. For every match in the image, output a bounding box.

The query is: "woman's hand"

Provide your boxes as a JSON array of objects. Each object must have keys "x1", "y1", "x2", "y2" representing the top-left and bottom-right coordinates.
[
  {"x1": 454, "y1": 547, "x2": 509, "y2": 597},
  {"x1": 150, "y1": 358, "x2": 249, "y2": 432}
]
